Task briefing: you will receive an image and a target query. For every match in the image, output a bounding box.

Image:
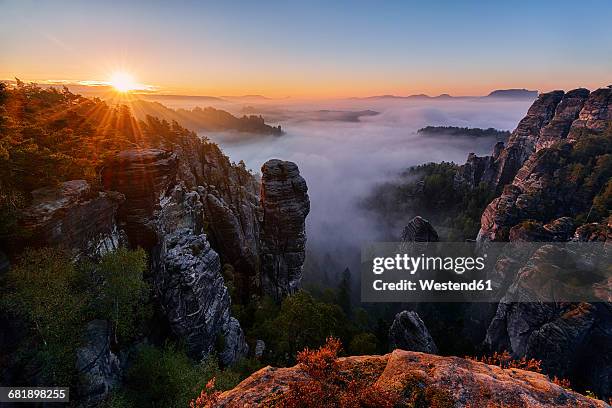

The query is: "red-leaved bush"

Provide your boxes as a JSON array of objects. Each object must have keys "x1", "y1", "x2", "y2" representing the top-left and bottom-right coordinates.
[
  {"x1": 467, "y1": 351, "x2": 542, "y2": 372},
  {"x1": 279, "y1": 337, "x2": 396, "y2": 408},
  {"x1": 190, "y1": 378, "x2": 220, "y2": 408}
]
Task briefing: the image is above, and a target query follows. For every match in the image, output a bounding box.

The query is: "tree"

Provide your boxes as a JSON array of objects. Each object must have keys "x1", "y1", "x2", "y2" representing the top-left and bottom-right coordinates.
[
  {"x1": 261, "y1": 291, "x2": 348, "y2": 364},
  {"x1": 91, "y1": 248, "x2": 150, "y2": 343},
  {"x1": 349, "y1": 333, "x2": 378, "y2": 355},
  {"x1": 3, "y1": 248, "x2": 88, "y2": 384},
  {"x1": 337, "y1": 268, "x2": 352, "y2": 318}
]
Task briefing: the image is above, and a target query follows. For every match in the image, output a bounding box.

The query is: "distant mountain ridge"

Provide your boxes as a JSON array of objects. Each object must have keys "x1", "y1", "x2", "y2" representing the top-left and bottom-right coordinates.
[
  {"x1": 353, "y1": 88, "x2": 538, "y2": 100},
  {"x1": 485, "y1": 89, "x2": 539, "y2": 99},
  {"x1": 129, "y1": 98, "x2": 282, "y2": 135}
]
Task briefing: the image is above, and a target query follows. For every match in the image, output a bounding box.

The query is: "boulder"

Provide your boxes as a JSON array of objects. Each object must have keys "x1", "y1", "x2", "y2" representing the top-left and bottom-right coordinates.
[
  {"x1": 389, "y1": 311, "x2": 438, "y2": 354},
  {"x1": 215, "y1": 350, "x2": 609, "y2": 407}
]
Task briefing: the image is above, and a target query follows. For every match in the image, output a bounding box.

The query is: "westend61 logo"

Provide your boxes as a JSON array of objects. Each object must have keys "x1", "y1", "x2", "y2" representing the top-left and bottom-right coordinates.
[{"x1": 361, "y1": 242, "x2": 611, "y2": 303}]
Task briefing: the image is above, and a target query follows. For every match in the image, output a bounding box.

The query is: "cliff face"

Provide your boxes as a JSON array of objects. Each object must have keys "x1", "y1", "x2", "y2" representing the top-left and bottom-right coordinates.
[
  {"x1": 468, "y1": 87, "x2": 612, "y2": 399},
  {"x1": 455, "y1": 88, "x2": 601, "y2": 193},
  {"x1": 20, "y1": 180, "x2": 125, "y2": 258},
  {"x1": 216, "y1": 350, "x2": 609, "y2": 407},
  {"x1": 259, "y1": 159, "x2": 310, "y2": 301},
  {"x1": 477, "y1": 87, "x2": 611, "y2": 242},
  {"x1": 96, "y1": 134, "x2": 310, "y2": 364}
]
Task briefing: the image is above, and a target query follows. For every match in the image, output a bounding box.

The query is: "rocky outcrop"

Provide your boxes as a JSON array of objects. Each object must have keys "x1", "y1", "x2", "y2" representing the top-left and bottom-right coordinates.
[
  {"x1": 568, "y1": 87, "x2": 612, "y2": 138},
  {"x1": 389, "y1": 311, "x2": 438, "y2": 353},
  {"x1": 400, "y1": 216, "x2": 439, "y2": 242},
  {"x1": 20, "y1": 180, "x2": 124, "y2": 257},
  {"x1": 216, "y1": 350, "x2": 609, "y2": 407},
  {"x1": 103, "y1": 146, "x2": 251, "y2": 365},
  {"x1": 484, "y1": 230, "x2": 612, "y2": 398},
  {"x1": 75, "y1": 320, "x2": 122, "y2": 405},
  {"x1": 536, "y1": 88, "x2": 590, "y2": 150},
  {"x1": 492, "y1": 90, "x2": 565, "y2": 188},
  {"x1": 155, "y1": 184, "x2": 248, "y2": 365},
  {"x1": 508, "y1": 217, "x2": 575, "y2": 242},
  {"x1": 259, "y1": 159, "x2": 310, "y2": 300},
  {"x1": 102, "y1": 149, "x2": 178, "y2": 249}
]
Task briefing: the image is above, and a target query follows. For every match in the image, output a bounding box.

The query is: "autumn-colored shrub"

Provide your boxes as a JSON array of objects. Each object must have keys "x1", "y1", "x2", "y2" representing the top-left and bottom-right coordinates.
[
  {"x1": 467, "y1": 351, "x2": 542, "y2": 372},
  {"x1": 280, "y1": 337, "x2": 396, "y2": 408},
  {"x1": 552, "y1": 376, "x2": 571, "y2": 389},
  {"x1": 190, "y1": 378, "x2": 221, "y2": 408}
]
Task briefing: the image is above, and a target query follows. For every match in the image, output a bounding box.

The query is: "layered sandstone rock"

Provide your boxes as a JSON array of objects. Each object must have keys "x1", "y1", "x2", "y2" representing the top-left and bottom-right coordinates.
[
  {"x1": 484, "y1": 229, "x2": 611, "y2": 398},
  {"x1": 20, "y1": 180, "x2": 124, "y2": 257},
  {"x1": 388, "y1": 311, "x2": 438, "y2": 354},
  {"x1": 259, "y1": 159, "x2": 310, "y2": 300},
  {"x1": 216, "y1": 350, "x2": 609, "y2": 407},
  {"x1": 568, "y1": 87, "x2": 612, "y2": 138},
  {"x1": 103, "y1": 147, "x2": 250, "y2": 365},
  {"x1": 400, "y1": 216, "x2": 439, "y2": 242},
  {"x1": 155, "y1": 184, "x2": 248, "y2": 365},
  {"x1": 102, "y1": 149, "x2": 178, "y2": 248},
  {"x1": 492, "y1": 90, "x2": 565, "y2": 188}
]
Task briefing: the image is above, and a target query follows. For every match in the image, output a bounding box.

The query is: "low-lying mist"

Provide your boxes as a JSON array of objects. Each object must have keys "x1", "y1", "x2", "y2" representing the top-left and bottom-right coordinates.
[{"x1": 202, "y1": 98, "x2": 533, "y2": 283}]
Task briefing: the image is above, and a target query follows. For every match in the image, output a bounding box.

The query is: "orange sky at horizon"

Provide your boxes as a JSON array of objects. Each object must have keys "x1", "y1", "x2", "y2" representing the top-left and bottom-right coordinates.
[{"x1": 3, "y1": 71, "x2": 610, "y2": 100}]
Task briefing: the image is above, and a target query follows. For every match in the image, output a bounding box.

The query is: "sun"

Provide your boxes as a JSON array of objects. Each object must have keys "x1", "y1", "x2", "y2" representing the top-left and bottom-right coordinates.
[{"x1": 109, "y1": 71, "x2": 138, "y2": 92}]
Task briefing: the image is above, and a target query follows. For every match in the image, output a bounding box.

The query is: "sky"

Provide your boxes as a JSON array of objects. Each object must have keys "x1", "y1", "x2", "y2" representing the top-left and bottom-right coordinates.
[{"x1": 1, "y1": 0, "x2": 611, "y2": 98}]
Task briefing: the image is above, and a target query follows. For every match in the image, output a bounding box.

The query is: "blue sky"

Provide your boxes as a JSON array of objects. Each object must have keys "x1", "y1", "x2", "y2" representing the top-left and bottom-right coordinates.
[{"x1": 1, "y1": 0, "x2": 611, "y2": 96}]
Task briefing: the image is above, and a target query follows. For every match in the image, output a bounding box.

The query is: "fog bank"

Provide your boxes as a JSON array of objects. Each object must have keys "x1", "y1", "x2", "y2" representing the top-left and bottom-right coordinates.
[{"x1": 203, "y1": 98, "x2": 533, "y2": 281}]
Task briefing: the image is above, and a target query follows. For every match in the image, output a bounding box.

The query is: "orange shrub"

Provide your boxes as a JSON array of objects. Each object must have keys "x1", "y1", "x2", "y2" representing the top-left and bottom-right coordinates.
[
  {"x1": 190, "y1": 378, "x2": 220, "y2": 408},
  {"x1": 467, "y1": 351, "x2": 542, "y2": 372},
  {"x1": 280, "y1": 337, "x2": 396, "y2": 408}
]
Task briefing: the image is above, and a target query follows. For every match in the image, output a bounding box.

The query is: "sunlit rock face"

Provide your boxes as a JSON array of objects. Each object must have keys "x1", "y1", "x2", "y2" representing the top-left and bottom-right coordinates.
[
  {"x1": 259, "y1": 159, "x2": 310, "y2": 301},
  {"x1": 568, "y1": 87, "x2": 612, "y2": 138},
  {"x1": 492, "y1": 90, "x2": 566, "y2": 189},
  {"x1": 477, "y1": 87, "x2": 611, "y2": 243},
  {"x1": 215, "y1": 350, "x2": 609, "y2": 408},
  {"x1": 102, "y1": 149, "x2": 178, "y2": 249},
  {"x1": 20, "y1": 180, "x2": 124, "y2": 258},
  {"x1": 389, "y1": 310, "x2": 438, "y2": 354}
]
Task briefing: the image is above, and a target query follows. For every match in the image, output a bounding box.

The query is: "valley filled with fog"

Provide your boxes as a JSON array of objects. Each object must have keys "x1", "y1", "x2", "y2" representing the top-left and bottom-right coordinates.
[{"x1": 182, "y1": 97, "x2": 534, "y2": 280}]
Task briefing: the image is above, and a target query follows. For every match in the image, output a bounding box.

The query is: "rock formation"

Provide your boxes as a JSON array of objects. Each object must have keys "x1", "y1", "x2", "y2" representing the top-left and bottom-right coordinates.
[
  {"x1": 477, "y1": 88, "x2": 611, "y2": 243},
  {"x1": 216, "y1": 350, "x2": 609, "y2": 407},
  {"x1": 400, "y1": 216, "x2": 439, "y2": 242},
  {"x1": 102, "y1": 149, "x2": 178, "y2": 249},
  {"x1": 389, "y1": 311, "x2": 438, "y2": 354},
  {"x1": 75, "y1": 320, "x2": 122, "y2": 404},
  {"x1": 259, "y1": 159, "x2": 310, "y2": 300},
  {"x1": 20, "y1": 180, "x2": 124, "y2": 257},
  {"x1": 103, "y1": 147, "x2": 250, "y2": 365}
]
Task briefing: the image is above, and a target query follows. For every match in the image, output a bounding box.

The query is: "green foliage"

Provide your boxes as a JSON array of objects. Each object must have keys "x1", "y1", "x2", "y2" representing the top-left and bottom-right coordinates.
[
  {"x1": 362, "y1": 161, "x2": 496, "y2": 240},
  {"x1": 87, "y1": 248, "x2": 150, "y2": 342},
  {"x1": 123, "y1": 343, "x2": 208, "y2": 408},
  {"x1": 120, "y1": 344, "x2": 253, "y2": 408},
  {"x1": 348, "y1": 333, "x2": 378, "y2": 355},
  {"x1": 249, "y1": 291, "x2": 350, "y2": 364},
  {"x1": 1, "y1": 246, "x2": 152, "y2": 386},
  {"x1": 2, "y1": 248, "x2": 88, "y2": 384}
]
